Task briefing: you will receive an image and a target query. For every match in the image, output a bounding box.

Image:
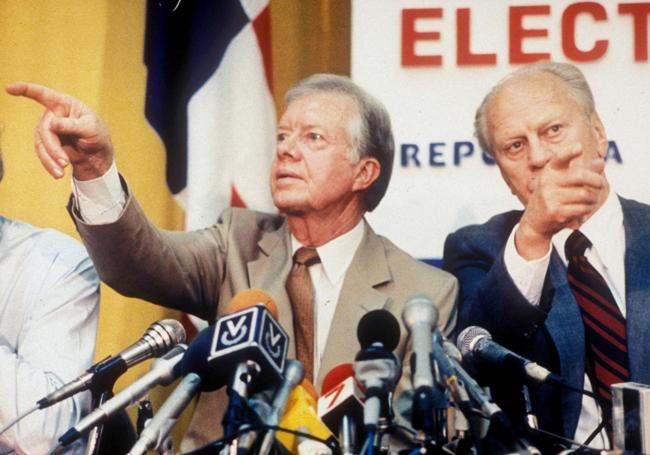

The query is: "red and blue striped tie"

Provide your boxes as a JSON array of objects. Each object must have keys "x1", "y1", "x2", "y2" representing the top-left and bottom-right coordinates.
[{"x1": 565, "y1": 230, "x2": 629, "y2": 429}]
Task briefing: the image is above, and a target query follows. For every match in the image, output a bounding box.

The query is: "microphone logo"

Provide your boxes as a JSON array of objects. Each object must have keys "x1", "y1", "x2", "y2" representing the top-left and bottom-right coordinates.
[
  {"x1": 220, "y1": 316, "x2": 249, "y2": 346},
  {"x1": 261, "y1": 311, "x2": 287, "y2": 365},
  {"x1": 207, "y1": 304, "x2": 288, "y2": 380},
  {"x1": 213, "y1": 308, "x2": 257, "y2": 354}
]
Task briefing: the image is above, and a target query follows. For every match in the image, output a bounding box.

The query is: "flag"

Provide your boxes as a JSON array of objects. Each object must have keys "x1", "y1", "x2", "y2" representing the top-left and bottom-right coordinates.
[{"x1": 144, "y1": 0, "x2": 276, "y2": 230}]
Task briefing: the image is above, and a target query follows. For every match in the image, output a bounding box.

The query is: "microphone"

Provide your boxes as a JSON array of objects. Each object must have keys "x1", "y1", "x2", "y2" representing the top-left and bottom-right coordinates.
[
  {"x1": 177, "y1": 289, "x2": 289, "y2": 444},
  {"x1": 440, "y1": 338, "x2": 501, "y2": 418},
  {"x1": 401, "y1": 294, "x2": 438, "y2": 435},
  {"x1": 259, "y1": 359, "x2": 305, "y2": 455},
  {"x1": 58, "y1": 344, "x2": 187, "y2": 447},
  {"x1": 37, "y1": 319, "x2": 186, "y2": 408},
  {"x1": 354, "y1": 309, "x2": 402, "y2": 434},
  {"x1": 317, "y1": 363, "x2": 364, "y2": 437},
  {"x1": 457, "y1": 326, "x2": 560, "y2": 386},
  {"x1": 177, "y1": 289, "x2": 288, "y2": 393},
  {"x1": 276, "y1": 382, "x2": 336, "y2": 454},
  {"x1": 444, "y1": 340, "x2": 540, "y2": 453},
  {"x1": 127, "y1": 372, "x2": 201, "y2": 455}
]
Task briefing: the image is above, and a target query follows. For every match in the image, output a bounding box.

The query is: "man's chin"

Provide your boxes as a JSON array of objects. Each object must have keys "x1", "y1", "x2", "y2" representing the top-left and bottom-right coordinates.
[{"x1": 272, "y1": 198, "x2": 309, "y2": 216}]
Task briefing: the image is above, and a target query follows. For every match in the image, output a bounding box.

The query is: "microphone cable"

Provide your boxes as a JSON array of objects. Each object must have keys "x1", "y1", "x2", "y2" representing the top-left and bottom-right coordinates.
[
  {"x1": 182, "y1": 423, "x2": 339, "y2": 455},
  {"x1": 0, "y1": 404, "x2": 39, "y2": 437}
]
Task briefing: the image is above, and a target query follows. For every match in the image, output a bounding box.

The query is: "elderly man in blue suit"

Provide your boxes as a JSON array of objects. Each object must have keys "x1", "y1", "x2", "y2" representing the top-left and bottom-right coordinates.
[{"x1": 444, "y1": 61, "x2": 650, "y2": 451}]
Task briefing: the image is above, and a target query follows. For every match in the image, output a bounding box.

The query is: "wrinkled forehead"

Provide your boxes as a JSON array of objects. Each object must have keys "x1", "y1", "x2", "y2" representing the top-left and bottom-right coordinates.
[
  {"x1": 284, "y1": 90, "x2": 359, "y2": 118},
  {"x1": 486, "y1": 72, "x2": 581, "y2": 126},
  {"x1": 281, "y1": 91, "x2": 361, "y2": 141}
]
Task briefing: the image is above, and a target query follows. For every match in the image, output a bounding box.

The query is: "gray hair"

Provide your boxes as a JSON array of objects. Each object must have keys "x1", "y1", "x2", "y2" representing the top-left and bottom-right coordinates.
[
  {"x1": 474, "y1": 61, "x2": 596, "y2": 155},
  {"x1": 285, "y1": 74, "x2": 394, "y2": 212}
]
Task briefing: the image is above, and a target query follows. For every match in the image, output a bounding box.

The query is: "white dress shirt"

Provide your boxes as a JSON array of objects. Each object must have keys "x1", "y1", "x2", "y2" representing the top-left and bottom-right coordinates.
[
  {"x1": 503, "y1": 190, "x2": 625, "y2": 448},
  {"x1": 0, "y1": 217, "x2": 99, "y2": 455},
  {"x1": 290, "y1": 221, "x2": 364, "y2": 379}
]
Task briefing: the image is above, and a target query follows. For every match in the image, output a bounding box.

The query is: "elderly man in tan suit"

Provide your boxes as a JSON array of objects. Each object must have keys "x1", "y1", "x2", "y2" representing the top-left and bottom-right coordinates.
[{"x1": 8, "y1": 74, "x2": 457, "y2": 450}]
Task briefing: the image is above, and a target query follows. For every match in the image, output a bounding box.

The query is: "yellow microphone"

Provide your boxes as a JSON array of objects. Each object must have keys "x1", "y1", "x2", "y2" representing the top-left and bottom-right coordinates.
[{"x1": 276, "y1": 380, "x2": 335, "y2": 454}]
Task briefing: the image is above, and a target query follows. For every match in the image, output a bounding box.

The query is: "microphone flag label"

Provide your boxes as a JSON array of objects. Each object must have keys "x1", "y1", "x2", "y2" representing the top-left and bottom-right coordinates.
[{"x1": 208, "y1": 304, "x2": 288, "y2": 381}]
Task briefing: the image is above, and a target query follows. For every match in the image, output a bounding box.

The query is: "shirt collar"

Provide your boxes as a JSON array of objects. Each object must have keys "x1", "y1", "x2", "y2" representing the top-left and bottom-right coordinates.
[
  {"x1": 291, "y1": 219, "x2": 365, "y2": 285},
  {"x1": 553, "y1": 190, "x2": 623, "y2": 264}
]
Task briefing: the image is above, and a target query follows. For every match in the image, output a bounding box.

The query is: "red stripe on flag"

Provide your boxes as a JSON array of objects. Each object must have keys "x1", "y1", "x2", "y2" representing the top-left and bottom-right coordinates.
[
  {"x1": 230, "y1": 184, "x2": 247, "y2": 208},
  {"x1": 252, "y1": 5, "x2": 273, "y2": 93}
]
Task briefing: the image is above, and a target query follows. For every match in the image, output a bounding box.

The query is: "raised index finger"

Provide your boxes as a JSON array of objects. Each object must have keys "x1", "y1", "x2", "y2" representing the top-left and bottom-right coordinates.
[
  {"x1": 548, "y1": 143, "x2": 582, "y2": 170},
  {"x1": 6, "y1": 82, "x2": 69, "y2": 114}
]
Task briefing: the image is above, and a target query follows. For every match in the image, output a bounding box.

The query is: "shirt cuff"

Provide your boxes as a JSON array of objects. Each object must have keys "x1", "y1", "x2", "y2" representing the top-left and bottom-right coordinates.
[
  {"x1": 72, "y1": 160, "x2": 126, "y2": 224},
  {"x1": 503, "y1": 223, "x2": 552, "y2": 306}
]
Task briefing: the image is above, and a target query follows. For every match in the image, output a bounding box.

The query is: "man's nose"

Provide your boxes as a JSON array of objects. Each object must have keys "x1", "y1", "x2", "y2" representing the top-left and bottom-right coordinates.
[
  {"x1": 276, "y1": 134, "x2": 300, "y2": 159},
  {"x1": 528, "y1": 139, "x2": 551, "y2": 168}
]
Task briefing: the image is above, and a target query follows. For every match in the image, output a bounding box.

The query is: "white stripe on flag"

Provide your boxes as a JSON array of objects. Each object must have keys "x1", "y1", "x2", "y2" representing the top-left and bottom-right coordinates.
[{"x1": 184, "y1": 11, "x2": 275, "y2": 230}]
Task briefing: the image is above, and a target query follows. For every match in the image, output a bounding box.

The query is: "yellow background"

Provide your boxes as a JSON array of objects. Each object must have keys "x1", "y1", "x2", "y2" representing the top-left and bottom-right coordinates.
[{"x1": 0, "y1": 0, "x2": 349, "y2": 447}]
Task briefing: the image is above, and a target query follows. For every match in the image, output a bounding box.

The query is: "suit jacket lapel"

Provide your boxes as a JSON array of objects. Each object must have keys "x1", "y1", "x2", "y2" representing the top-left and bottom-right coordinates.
[
  {"x1": 316, "y1": 222, "x2": 392, "y2": 387},
  {"x1": 545, "y1": 249, "x2": 585, "y2": 438},
  {"x1": 621, "y1": 197, "x2": 650, "y2": 382},
  {"x1": 247, "y1": 220, "x2": 296, "y2": 356}
]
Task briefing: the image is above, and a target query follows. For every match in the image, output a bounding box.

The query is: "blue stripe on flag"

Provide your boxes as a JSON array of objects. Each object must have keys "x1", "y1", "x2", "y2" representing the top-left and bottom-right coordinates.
[{"x1": 144, "y1": 0, "x2": 249, "y2": 194}]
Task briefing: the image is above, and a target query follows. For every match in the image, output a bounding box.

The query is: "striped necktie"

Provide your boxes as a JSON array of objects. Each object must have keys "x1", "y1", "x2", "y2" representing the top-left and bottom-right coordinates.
[
  {"x1": 565, "y1": 230, "x2": 629, "y2": 429},
  {"x1": 285, "y1": 247, "x2": 320, "y2": 382}
]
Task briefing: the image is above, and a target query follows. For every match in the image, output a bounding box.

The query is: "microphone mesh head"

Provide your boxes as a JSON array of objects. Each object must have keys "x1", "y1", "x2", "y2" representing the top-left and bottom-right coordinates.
[
  {"x1": 357, "y1": 309, "x2": 401, "y2": 351},
  {"x1": 144, "y1": 319, "x2": 187, "y2": 357},
  {"x1": 456, "y1": 326, "x2": 491, "y2": 357},
  {"x1": 402, "y1": 294, "x2": 438, "y2": 331}
]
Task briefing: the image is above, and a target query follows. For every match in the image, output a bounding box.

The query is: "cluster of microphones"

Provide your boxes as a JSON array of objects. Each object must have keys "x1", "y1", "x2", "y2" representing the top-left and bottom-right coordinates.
[{"x1": 0, "y1": 289, "x2": 617, "y2": 454}]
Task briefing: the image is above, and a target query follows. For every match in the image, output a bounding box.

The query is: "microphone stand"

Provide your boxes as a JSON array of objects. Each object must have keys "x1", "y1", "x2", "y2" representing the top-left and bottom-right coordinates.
[
  {"x1": 84, "y1": 361, "x2": 138, "y2": 455},
  {"x1": 84, "y1": 359, "x2": 126, "y2": 455},
  {"x1": 222, "y1": 361, "x2": 262, "y2": 454}
]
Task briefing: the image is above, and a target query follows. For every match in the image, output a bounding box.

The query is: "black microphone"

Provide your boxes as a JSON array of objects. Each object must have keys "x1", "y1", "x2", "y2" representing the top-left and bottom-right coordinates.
[
  {"x1": 58, "y1": 344, "x2": 187, "y2": 447},
  {"x1": 178, "y1": 302, "x2": 288, "y2": 393},
  {"x1": 37, "y1": 319, "x2": 186, "y2": 409},
  {"x1": 457, "y1": 326, "x2": 561, "y2": 386},
  {"x1": 441, "y1": 339, "x2": 542, "y2": 454},
  {"x1": 354, "y1": 309, "x2": 402, "y2": 433},
  {"x1": 401, "y1": 294, "x2": 437, "y2": 435}
]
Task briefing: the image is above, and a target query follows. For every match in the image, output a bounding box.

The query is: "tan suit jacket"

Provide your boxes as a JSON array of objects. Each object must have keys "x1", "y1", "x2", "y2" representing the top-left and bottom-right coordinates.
[{"x1": 69, "y1": 183, "x2": 458, "y2": 451}]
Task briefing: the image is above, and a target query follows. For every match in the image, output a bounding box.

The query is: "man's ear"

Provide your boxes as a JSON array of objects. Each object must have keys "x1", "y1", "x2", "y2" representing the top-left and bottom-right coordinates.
[
  {"x1": 591, "y1": 112, "x2": 608, "y2": 158},
  {"x1": 352, "y1": 157, "x2": 380, "y2": 192}
]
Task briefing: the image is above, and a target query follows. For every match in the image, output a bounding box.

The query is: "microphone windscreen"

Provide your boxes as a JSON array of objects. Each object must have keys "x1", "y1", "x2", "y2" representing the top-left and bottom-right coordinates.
[
  {"x1": 456, "y1": 326, "x2": 491, "y2": 357},
  {"x1": 177, "y1": 326, "x2": 220, "y2": 391},
  {"x1": 357, "y1": 309, "x2": 400, "y2": 351},
  {"x1": 321, "y1": 363, "x2": 354, "y2": 396},
  {"x1": 225, "y1": 288, "x2": 279, "y2": 319}
]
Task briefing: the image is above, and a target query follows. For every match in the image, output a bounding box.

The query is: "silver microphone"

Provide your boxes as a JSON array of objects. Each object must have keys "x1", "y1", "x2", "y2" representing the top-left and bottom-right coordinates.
[{"x1": 38, "y1": 319, "x2": 186, "y2": 409}]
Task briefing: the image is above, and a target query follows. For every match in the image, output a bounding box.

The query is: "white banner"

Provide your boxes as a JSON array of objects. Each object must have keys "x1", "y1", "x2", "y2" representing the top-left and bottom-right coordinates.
[{"x1": 352, "y1": 0, "x2": 650, "y2": 260}]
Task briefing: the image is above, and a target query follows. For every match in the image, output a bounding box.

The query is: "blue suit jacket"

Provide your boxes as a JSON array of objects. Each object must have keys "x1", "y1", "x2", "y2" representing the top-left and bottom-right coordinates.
[{"x1": 443, "y1": 196, "x2": 650, "y2": 439}]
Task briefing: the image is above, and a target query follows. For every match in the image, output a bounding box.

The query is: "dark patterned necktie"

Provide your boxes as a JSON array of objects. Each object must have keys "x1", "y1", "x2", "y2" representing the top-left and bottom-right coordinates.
[
  {"x1": 565, "y1": 230, "x2": 629, "y2": 428},
  {"x1": 285, "y1": 247, "x2": 320, "y2": 382}
]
